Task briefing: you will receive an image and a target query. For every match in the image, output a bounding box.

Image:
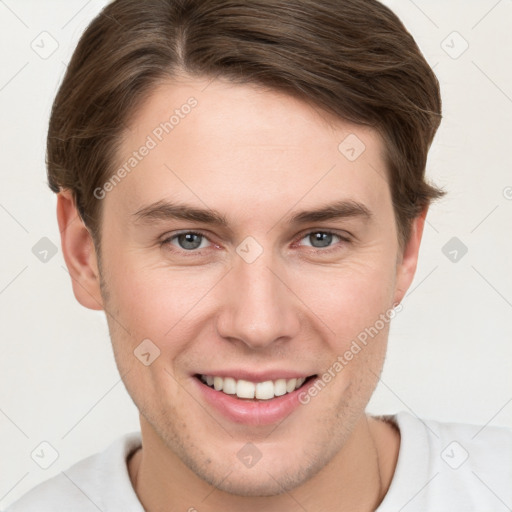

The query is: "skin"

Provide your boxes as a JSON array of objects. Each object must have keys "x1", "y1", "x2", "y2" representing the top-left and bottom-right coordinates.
[{"x1": 57, "y1": 75, "x2": 427, "y2": 512}]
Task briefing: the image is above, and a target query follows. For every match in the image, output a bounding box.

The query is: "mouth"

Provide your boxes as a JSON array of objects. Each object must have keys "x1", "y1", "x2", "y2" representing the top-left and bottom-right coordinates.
[{"x1": 195, "y1": 374, "x2": 317, "y2": 401}]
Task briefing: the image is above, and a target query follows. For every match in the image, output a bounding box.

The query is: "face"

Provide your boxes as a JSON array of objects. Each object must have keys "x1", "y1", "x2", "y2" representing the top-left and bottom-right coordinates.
[{"x1": 76, "y1": 76, "x2": 420, "y2": 495}]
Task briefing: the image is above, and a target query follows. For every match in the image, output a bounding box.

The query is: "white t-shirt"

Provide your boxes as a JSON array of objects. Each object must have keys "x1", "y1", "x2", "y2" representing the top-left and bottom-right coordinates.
[{"x1": 5, "y1": 411, "x2": 512, "y2": 512}]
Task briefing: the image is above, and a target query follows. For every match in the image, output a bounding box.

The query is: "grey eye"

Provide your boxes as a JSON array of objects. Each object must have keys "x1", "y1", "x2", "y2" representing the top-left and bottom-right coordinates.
[
  {"x1": 176, "y1": 232, "x2": 204, "y2": 250},
  {"x1": 306, "y1": 232, "x2": 335, "y2": 248}
]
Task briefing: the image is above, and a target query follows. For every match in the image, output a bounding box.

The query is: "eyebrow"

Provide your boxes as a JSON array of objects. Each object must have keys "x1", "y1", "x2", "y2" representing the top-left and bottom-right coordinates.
[
  {"x1": 133, "y1": 200, "x2": 229, "y2": 226},
  {"x1": 288, "y1": 199, "x2": 373, "y2": 224},
  {"x1": 132, "y1": 199, "x2": 373, "y2": 227}
]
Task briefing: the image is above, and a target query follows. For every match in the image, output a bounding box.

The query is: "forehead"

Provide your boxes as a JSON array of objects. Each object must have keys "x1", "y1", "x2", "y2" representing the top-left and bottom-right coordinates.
[{"x1": 109, "y1": 77, "x2": 390, "y2": 220}]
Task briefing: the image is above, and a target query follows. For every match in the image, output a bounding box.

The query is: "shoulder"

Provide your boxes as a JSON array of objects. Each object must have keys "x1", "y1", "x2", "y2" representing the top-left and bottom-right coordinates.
[
  {"x1": 377, "y1": 411, "x2": 512, "y2": 512},
  {"x1": 4, "y1": 432, "x2": 143, "y2": 512}
]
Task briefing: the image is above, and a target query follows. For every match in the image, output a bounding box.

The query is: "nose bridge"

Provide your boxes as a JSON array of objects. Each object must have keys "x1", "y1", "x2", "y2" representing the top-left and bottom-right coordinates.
[{"x1": 216, "y1": 244, "x2": 300, "y2": 349}]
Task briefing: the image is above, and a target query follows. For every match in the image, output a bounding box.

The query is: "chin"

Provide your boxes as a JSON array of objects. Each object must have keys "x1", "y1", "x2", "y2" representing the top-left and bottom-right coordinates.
[{"x1": 195, "y1": 458, "x2": 318, "y2": 497}]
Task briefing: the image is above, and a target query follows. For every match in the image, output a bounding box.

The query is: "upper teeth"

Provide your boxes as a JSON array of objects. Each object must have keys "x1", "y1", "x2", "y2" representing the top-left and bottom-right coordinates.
[{"x1": 200, "y1": 375, "x2": 307, "y2": 400}]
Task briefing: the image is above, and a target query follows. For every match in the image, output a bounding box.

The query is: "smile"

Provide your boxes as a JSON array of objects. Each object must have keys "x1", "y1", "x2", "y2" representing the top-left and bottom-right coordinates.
[{"x1": 197, "y1": 374, "x2": 315, "y2": 400}]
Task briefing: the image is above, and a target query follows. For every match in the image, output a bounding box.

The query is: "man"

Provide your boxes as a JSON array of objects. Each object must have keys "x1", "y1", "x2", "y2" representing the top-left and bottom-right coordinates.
[{"x1": 6, "y1": 0, "x2": 512, "y2": 511}]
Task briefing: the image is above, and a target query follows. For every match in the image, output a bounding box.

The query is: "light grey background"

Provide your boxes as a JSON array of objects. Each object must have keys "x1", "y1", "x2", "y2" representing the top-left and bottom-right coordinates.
[{"x1": 1, "y1": 0, "x2": 511, "y2": 508}]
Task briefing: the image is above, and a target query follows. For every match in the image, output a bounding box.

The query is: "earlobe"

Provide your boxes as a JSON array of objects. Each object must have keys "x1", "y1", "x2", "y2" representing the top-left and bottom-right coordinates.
[
  {"x1": 393, "y1": 207, "x2": 428, "y2": 306},
  {"x1": 56, "y1": 190, "x2": 104, "y2": 311}
]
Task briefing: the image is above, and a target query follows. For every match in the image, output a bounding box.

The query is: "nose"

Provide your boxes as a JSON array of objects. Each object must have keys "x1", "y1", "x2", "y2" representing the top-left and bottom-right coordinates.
[{"x1": 215, "y1": 248, "x2": 301, "y2": 350}]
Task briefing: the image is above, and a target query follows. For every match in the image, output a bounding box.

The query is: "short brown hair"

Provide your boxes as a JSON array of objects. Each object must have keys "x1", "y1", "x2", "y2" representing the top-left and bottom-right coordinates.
[{"x1": 47, "y1": 0, "x2": 445, "y2": 253}]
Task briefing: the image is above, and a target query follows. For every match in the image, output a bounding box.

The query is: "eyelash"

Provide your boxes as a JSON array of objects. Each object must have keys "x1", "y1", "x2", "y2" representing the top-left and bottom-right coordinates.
[{"x1": 160, "y1": 230, "x2": 351, "y2": 256}]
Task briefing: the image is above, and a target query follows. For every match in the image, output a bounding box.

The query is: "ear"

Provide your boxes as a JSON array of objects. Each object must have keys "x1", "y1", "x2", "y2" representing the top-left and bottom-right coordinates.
[
  {"x1": 393, "y1": 206, "x2": 428, "y2": 306},
  {"x1": 56, "y1": 189, "x2": 104, "y2": 311}
]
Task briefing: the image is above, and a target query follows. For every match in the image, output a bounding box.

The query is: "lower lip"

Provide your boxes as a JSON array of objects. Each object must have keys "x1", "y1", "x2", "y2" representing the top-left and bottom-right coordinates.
[{"x1": 193, "y1": 376, "x2": 317, "y2": 426}]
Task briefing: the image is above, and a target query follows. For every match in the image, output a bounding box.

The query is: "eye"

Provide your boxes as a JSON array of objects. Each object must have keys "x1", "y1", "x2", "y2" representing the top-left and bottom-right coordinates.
[
  {"x1": 163, "y1": 231, "x2": 211, "y2": 251},
  {"x1": 298, "y1": 231, "x2": 349, "y2": 250},
  {"x1": 160, "y1": 229, "x2": 350, "y2": 257}
]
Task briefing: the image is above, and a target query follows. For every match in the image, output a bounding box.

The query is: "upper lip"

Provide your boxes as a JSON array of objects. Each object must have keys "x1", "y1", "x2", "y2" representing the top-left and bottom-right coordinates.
[{"x1": 194, "y1": 370, "x2": 316, "y2": 382}]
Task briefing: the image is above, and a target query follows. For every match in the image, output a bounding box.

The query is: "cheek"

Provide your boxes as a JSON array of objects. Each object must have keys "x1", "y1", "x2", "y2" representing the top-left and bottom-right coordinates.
[
  {"x1": 101, "y1": 262, "x2": 197, "y2": 412},
  {"x1": 292, "y1": 254, "x2": 397, "y2": 345},
  {"x1": 106, "y1": 261, "x2": 212, "y2": 339},
  {"x1": 103, "y1": 227, "x2": 397, "y2": 357}
]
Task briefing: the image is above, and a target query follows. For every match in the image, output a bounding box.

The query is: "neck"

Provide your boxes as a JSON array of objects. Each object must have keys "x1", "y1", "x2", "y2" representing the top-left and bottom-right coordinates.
[{"x1": 128, "y1": 413, "x2": 400, "y2": 512}]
